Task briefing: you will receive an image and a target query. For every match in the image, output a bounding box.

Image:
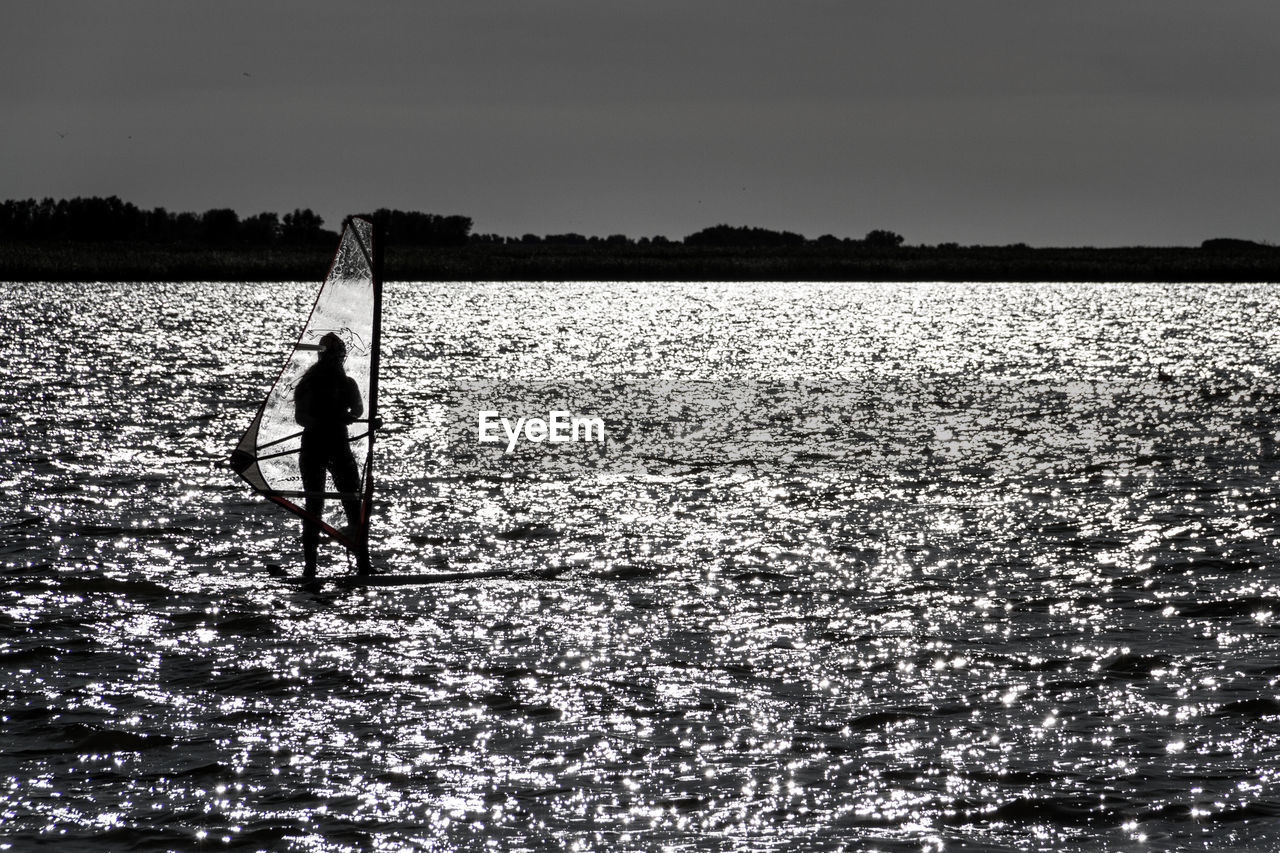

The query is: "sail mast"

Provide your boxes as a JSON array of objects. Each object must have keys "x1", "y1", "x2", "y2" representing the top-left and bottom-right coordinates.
[{"x1": 356, "y1": 222, "x2": 383, "y2": 573}]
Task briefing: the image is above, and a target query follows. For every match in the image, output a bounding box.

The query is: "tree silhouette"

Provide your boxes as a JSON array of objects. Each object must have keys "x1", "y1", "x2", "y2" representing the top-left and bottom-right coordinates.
[
  {"x1": 281, "y1": 209, "x2": 327, "y2": 244},
  {"x1": 684, "y1": 225, "x2": 805, "y2": 247},
  {"x1": 544, "y1": 233, "x2": 588, "y2": 245},
  {"x1": 864, "y1": 229, "x2": 904, "y2": 248},
  {"x1": 360, "y1": 209, "x2": 473, "y2": 246},
  {"x1": 241, "y1": 212, "x2": 281, "y2": 245},
  {"x1": 201, "y1": 208, "x2": 240, "y2": 244}
]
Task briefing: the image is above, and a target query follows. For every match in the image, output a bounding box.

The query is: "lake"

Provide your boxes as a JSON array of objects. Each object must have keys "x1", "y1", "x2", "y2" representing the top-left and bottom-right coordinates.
[{"x1": 3, "y1": 281, "x2": 1279, "y2": 851}]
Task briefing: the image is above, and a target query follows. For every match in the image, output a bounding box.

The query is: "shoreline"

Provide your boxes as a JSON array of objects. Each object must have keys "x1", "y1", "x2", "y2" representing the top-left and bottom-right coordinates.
[{"x1": 3, "y1": 241, "x2": 1279, "y2": 282}]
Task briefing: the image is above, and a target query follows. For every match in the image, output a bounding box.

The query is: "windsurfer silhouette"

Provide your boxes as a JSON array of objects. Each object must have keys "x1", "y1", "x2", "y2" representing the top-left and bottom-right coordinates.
[{"x1": 295, "y1": 332, "x2": 366, "y2": 577}]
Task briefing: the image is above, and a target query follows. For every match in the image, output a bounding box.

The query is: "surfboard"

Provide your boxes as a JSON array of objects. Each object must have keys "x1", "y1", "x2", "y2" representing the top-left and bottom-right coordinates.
[
  {"x1": 336, "y1": 569, "x2": 539, "y2": 586},
  {"x1": 283, "y1": 567, "x2": 566, "y2": 587}
]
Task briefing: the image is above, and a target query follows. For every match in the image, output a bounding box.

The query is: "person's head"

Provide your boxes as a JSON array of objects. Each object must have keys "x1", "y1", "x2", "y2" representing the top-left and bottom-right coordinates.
[{"x1": 318, "y1": 332, "x2": 346, "y2": 363}]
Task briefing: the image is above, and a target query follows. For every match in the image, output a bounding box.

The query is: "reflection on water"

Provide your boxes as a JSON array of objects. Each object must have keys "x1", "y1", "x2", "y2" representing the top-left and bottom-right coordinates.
[{"x1": 2, "y1": 281, "x2": 1280, "y2": 851}]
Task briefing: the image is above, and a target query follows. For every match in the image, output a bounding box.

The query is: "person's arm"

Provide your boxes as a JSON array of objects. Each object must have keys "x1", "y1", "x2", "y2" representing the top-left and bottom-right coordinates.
[
  {"x1": 345, "y1": 377, "x2": 364, "y2": 423},
  {"x1": 294, "y1": 378, "x2": 315, "y2": 427}
]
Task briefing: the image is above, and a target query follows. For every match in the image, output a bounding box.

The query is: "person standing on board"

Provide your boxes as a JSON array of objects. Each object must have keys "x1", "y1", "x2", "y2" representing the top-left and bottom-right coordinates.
[{"x1": 295, "y1": 332, "x2": 365, "y2": 577}]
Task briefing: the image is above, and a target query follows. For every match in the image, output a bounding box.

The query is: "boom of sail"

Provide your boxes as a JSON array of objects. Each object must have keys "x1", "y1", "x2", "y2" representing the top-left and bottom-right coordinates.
[{"x1": 230, "y1": 217, "x2": 382, "y2": 558}]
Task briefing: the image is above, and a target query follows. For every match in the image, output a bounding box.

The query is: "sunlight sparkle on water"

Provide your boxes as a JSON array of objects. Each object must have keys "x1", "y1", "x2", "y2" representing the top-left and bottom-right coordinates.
[{"x1": 2, "y1": 282, "x2": 1280, "y2": 850}]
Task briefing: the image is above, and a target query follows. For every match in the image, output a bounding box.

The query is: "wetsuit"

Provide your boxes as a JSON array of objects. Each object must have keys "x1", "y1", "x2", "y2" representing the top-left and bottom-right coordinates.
[{"x1": 294, "y1": 359, "x2": 363, "y2": 576}]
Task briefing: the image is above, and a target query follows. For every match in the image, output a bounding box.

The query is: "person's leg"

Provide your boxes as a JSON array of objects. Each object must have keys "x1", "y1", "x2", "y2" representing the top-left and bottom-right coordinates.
[
  {"x1": 328, "y1": 439, "x2": 368, "y2": 574},
  {"x1": 330, "y1": 440, "x2": 363, "y2": 530},
  {"x1": 299, "y1": 433, "x2": 326, "y2": 577}
]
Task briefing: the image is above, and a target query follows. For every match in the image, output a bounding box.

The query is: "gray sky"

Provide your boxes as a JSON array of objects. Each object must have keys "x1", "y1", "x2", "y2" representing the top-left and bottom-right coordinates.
[{"x1": 3, "y1": 1, "x2": 1278, "y2": 245}]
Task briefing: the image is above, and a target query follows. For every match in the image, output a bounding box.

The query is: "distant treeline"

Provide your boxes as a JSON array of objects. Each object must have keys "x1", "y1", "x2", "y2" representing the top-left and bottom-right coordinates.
[
  {"x1": 2, "y1": 196, "x2": 1276, "y2": 259},
  {"x1": 1, "y1": 195, "x2": 917, "y2": 249},
  {"x1": 0, "y1": 196, "x2": 331, "y2": 245},
  {"x1": 0, "y1": 197, "x2": 473, "y2": 247},
  {"x1": 473, "y1": 224, "x2": 909, "y2": 248}
]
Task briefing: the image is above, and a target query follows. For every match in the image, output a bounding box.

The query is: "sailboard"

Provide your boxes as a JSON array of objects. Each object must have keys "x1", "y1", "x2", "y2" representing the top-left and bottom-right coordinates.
[
  {"x1": 333, "y1": 568, "x2": 543, "y2": 587},
  {"x1": 280, "y1": 567, "x2": 569, "y2": 588},
  {"x1": 231, "y1": 217, "x2": 382, "y2": 573}
]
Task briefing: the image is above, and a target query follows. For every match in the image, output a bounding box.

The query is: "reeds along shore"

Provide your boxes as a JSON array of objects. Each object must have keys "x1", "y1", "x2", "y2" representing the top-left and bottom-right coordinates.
[{"x1": 3, "y1": 240, "x2": 1280, "y2": 283}]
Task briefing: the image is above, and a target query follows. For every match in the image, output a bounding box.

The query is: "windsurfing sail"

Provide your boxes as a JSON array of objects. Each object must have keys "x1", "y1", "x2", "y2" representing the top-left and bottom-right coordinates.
[{"x1": 231, "y1": 217, "x2": 382, "y2": 569}]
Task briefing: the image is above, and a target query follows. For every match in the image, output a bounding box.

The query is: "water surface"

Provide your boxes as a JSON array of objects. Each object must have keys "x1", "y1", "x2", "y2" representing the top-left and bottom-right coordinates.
[{"x1": 3, "y1": 281, "x2": 1280, "y2": 851}]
